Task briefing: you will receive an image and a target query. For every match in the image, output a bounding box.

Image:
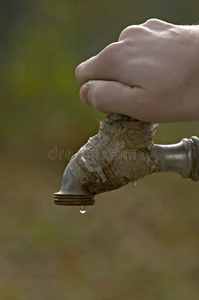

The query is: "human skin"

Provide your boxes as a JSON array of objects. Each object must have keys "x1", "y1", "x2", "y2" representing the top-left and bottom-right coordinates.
[{"x1": 75, "y1": 19, "x2": 199, "y2": 123}]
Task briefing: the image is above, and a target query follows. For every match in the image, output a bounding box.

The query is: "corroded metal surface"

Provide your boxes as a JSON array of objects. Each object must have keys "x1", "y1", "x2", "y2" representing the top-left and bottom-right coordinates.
[{"x1": 54, "y1": 114, "x2": 199, "y2": 207}]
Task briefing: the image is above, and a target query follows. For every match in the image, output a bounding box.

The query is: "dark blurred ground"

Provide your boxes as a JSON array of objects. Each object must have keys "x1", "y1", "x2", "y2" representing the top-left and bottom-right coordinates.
[{"x1": 0, "y1": 1, "x2": 199, "y2": 299}]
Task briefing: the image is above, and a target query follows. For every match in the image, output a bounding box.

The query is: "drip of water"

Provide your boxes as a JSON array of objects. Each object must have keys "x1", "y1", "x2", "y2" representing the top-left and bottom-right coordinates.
[{"x1": 79, "y1": 205, "x2": 87, "y2": 214}]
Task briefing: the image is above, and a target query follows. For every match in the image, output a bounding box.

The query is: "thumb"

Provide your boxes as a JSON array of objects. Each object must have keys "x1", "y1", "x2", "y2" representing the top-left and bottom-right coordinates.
[{"x1": 79, "y1": 80, "x2": 145, "y2": 119}]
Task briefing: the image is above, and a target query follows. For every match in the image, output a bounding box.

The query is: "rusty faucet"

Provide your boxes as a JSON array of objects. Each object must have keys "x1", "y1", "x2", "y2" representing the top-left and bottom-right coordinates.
[{"x1": 54, "y1": 114, "x2": 199, "y2": 209}]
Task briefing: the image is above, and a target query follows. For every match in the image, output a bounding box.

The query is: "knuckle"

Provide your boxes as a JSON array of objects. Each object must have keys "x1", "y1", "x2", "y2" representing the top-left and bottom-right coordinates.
[
  {"x1": 99, "y1": 42, "x2": 122, "y2": 62},
  {"x1": 143, "y1": 18, "x2": 161, "y2": 25},
  {"x1": 102, "y1": 42, "x2": 121, "y2": 55},
  {"x1": 143, "y1": 18, "x2": 170, "y2": 29},
  {"x1": 119, "y1": 26, "x2": 133, "y2": 40},
  {"x1": 75, "y1": 62, "x2": 85, "y2": 84},
  {"x1": 75, "y1": 57, "x2": 96, "y2": 86},
  {"x1": 75, "y1": 64, "x2": 81, "y2": 77},
  {"x1": 119, "y1": 25, "x2": 147, "y2": 41}
]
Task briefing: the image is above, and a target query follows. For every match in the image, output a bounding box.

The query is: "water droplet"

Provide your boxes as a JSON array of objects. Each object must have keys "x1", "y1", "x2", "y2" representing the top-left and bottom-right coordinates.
[{"x1": 79, "y1": 205, "x2": 87, "y2": 214}]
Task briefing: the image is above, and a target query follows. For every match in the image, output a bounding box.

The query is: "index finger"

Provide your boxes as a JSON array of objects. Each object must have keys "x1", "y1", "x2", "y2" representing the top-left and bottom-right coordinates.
[{"x1": 75, "y1": 42, "x2": 126, "y2": 87}]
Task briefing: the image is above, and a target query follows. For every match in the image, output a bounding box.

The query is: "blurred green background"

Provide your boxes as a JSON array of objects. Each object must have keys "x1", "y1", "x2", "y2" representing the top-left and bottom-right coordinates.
[{"x1": 1, "y1": 0, "x2": 199, "y2": 299}]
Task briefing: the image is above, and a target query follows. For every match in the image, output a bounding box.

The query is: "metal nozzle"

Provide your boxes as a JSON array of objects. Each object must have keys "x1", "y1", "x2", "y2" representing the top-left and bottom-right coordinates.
[
  {"x1": 54, "y1": 163, "x2": 95, "y2": 206},
  {"x1": 54, "y1": 193, "x2": 95, "y2": 206}
]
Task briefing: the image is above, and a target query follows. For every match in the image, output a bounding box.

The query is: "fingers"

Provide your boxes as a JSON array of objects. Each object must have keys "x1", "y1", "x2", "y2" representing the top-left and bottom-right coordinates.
[
  {"x1": 75, "y1": 56, "x2": 97, "y2": 87},
  {"x1": 75, "y1": 42, "x2": 129, "y2": 87},
  {"x1": 79, "y1": 80, "x2": 149, "y2": 121}
]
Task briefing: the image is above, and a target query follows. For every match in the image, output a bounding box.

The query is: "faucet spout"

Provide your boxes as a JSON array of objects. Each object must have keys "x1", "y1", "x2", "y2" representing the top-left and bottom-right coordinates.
[{"x1": 54, "y1": 164, "x2": 95, "y2": 206}]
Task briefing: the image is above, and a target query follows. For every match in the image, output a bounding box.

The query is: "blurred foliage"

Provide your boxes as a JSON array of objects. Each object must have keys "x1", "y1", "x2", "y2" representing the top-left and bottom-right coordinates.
[{"x1": 0, "y1": 0, "x2": 199, "y2": 299}]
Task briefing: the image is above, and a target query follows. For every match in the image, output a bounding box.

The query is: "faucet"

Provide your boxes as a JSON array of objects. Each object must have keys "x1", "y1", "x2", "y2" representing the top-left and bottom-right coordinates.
[{"x1": 54, "y1": 114, "x2": 199, "y2": 208}]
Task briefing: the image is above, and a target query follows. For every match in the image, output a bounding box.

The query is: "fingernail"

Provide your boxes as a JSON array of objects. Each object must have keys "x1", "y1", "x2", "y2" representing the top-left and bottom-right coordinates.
[{"x1": 80, "y1": 84, "x2": 91, "y2": 106}]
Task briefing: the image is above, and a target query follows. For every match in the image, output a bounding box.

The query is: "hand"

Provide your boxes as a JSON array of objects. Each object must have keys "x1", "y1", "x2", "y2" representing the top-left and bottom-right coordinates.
[{"x1": 75, "y1": 19, "x2": 199, "y2": 122}]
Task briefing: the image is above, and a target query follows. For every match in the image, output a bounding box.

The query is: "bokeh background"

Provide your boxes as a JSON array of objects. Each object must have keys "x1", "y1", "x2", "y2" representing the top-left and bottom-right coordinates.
[{"x1": 1, "y1": 0, "x2": 199, "y2": 299}]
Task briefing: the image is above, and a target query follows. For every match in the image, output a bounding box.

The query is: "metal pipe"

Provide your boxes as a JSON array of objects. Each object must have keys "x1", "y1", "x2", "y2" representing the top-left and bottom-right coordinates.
[{"x1": 153, "y1": 136, "x2": 199, "y2": 180}]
